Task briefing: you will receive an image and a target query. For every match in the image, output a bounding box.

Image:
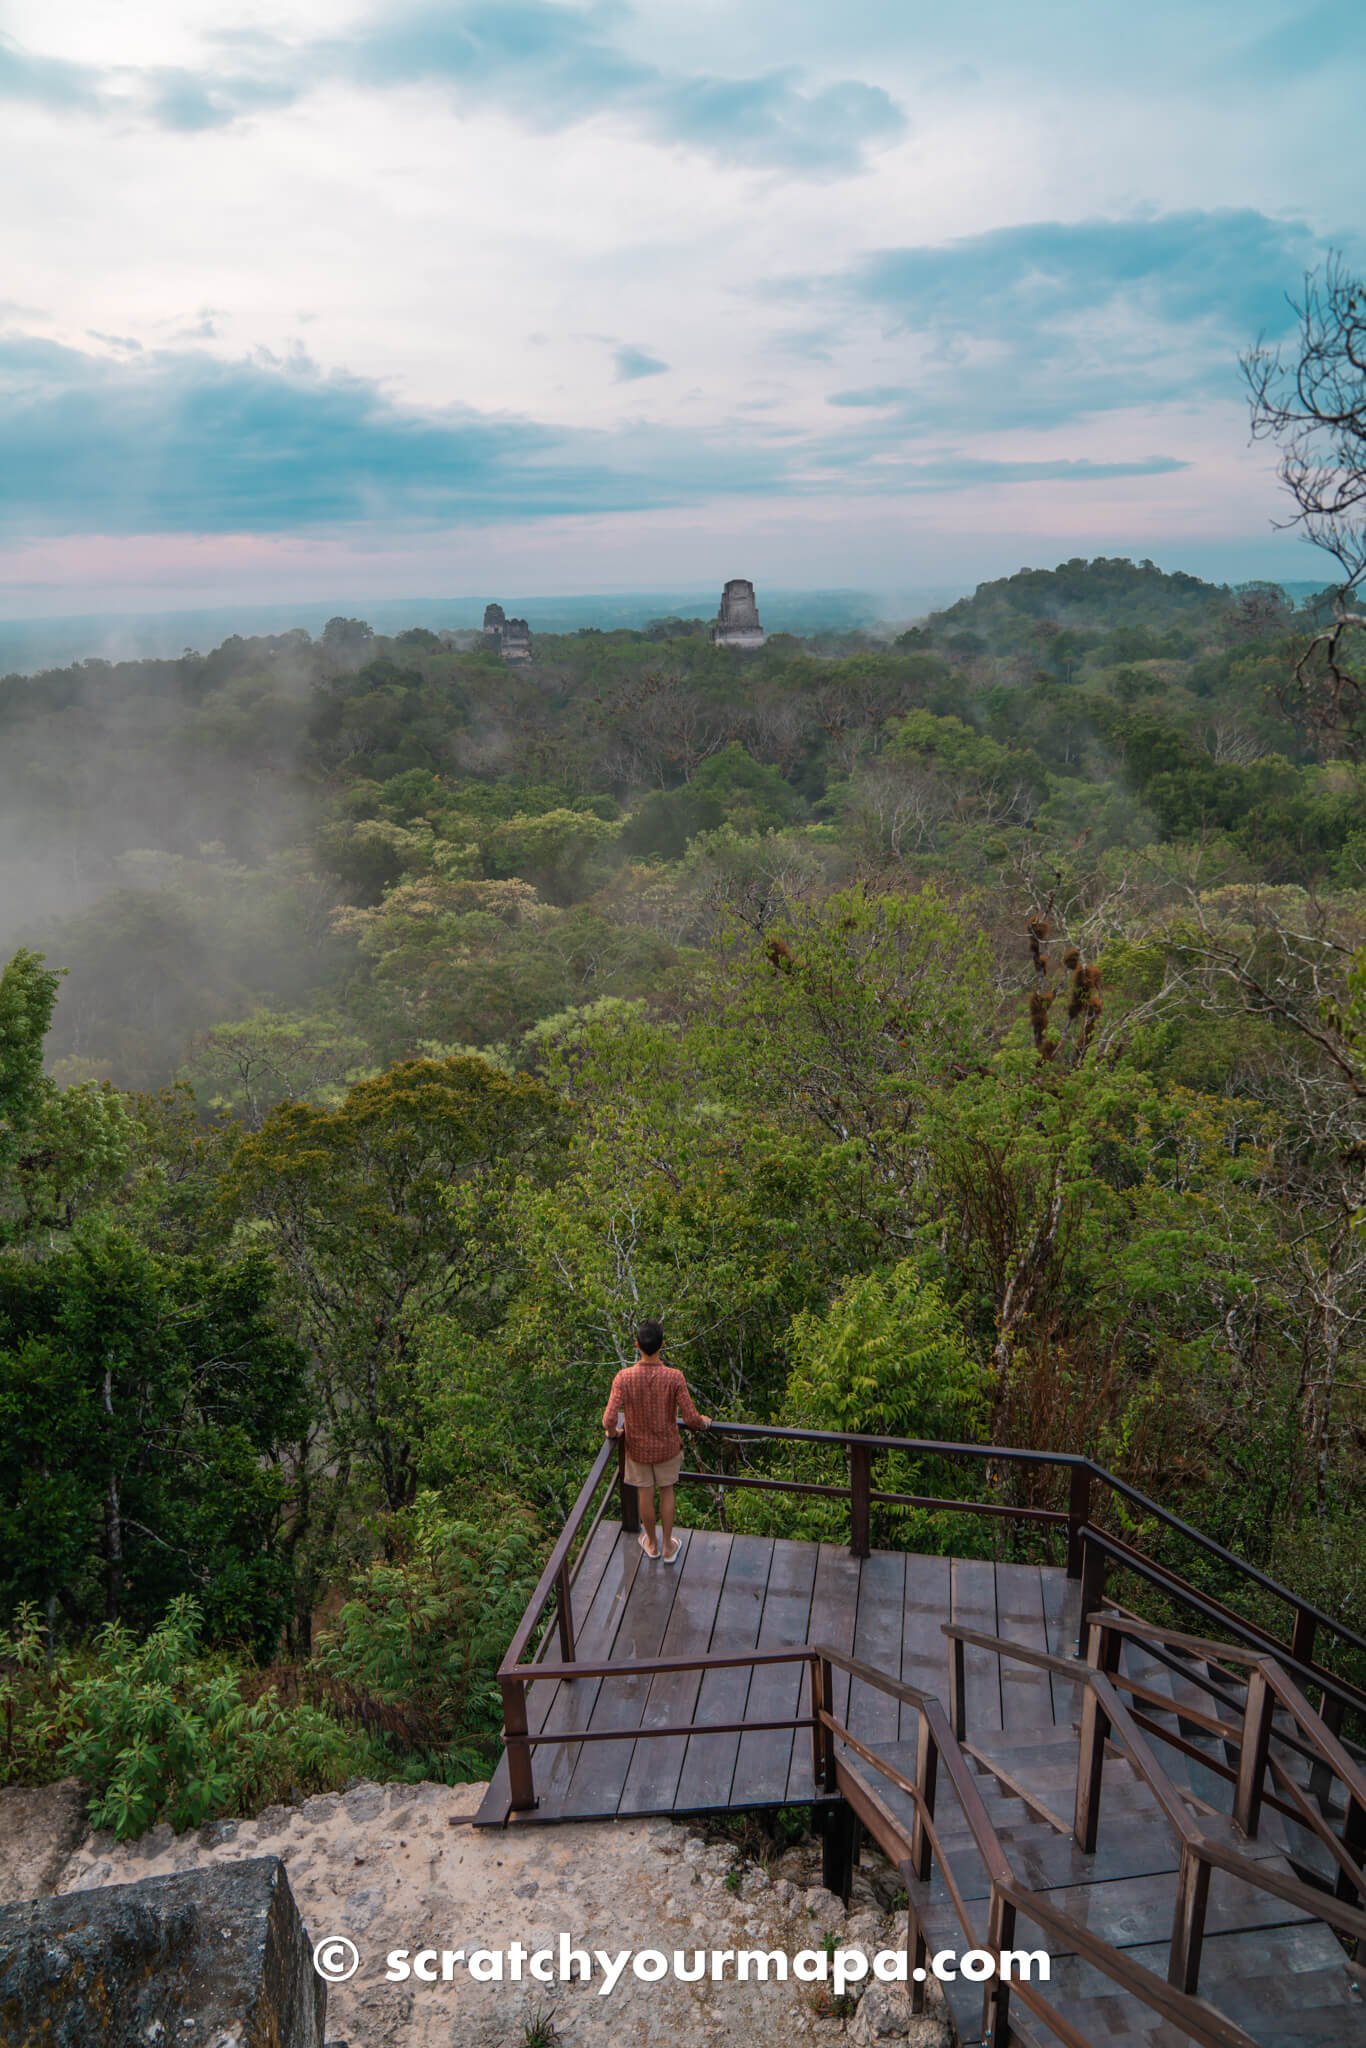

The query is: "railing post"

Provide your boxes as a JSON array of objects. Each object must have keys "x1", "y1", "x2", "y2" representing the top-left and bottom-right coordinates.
[
  {"x1": 905, "y1": 1873, "x2": 929, "y2": 2015},
  {"x1": 1066, "y1": 1461, "x2": 1092, "y2": 1580},
  {"x1": 1233, "y1": 1664, "x2": 1273, "y2": 1837},
  {"x1": 1073, "y1": 1674, "x2": 1109, "y2": 1854},
  {"x1": 555, "y1": 1559, "x2": 576, "y2": 1667},
  {"x1": 617, "y1": 1437, "x2": 640, "y2": 1535},
  {"x1": 849, "y1": 1440, "x2": 872, "y2": 1559},
  {"x1": 818, "y1": 1656, "x2": 837, "y2": 1790},
  {"x1": 1337, "y1": 1794, "x2": 1366, "y2": 1908},
  {"x1": 949, "y1": 1631, "x2": 967, "y2": 1740},
  {"x1": 1309, "y1": 1688, "x2": 1344, "y2": 1806},
  {"x1": 983, "y1": 1889, "x2": 1016, "y2": 2048},
  {"x1": 821, "y1": 1798, "x2": 859, "y2": 1902},
  {"x1": 1076, "y1": 1529, "x2": 1106, "y2": 1656},
  {"x1": 1290, "y1": 1604, "x2": 1318, "y2": 1669},
  {"x1": 911, "y1": 1709, "x2": 938, "y2": 1882},
  {"x1": 501, "y1": 1676, "x2": 536, "y2": 1812},
  {"x1": 1168, "y1": 1844, "x2": 1210, "y2": 1994},
  {"x1": 1087, "y1": 1612, "x2": 1122, "y2": 1679}
]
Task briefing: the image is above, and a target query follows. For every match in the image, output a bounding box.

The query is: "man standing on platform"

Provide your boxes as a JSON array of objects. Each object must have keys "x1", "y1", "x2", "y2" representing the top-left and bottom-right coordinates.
[{"x1": 603, "y1": 1321, "x2": 710, "y2": 1564}]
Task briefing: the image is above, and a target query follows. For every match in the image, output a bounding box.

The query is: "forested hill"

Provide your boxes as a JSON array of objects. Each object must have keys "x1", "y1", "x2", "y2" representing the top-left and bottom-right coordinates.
[
  {"x1": 0, "y1": 554, "x2": 1363, "y2": 1811},
  {"x1": 926, "y1": 554, "x2": 1233, "y2": 637}
]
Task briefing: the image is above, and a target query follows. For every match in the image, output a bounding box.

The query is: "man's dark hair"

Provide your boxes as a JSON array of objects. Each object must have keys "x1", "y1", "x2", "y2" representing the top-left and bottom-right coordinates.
[{"x1": 636, "y1": 1319, "x2": 665, "y2": 1356}]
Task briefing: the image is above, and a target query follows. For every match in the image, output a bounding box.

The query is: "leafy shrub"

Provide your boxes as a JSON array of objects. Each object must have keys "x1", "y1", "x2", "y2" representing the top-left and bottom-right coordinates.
[
  {"x1": 0, "y1": 1596, "x2": 374, "y2": 1839},
  {"x1": 316, "y1": 1494, "x2": 541, "y2": 1752}
]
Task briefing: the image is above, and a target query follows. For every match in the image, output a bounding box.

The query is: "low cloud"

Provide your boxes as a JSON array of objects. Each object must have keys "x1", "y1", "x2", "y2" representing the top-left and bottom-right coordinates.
[
  {"x1": 0, "y1": 331, "x2": 1185, "y2": 542},
  {"x1": 791, "y1": 209, "x2": 1343, "y2": 432},
  {"x1": 614, "y1": 345, "x2": 669, "y2": 382},
  {"x1": 0, "y1": 4, "x2": 906, "y2": 177},
  {"x1": 0, "y1": 335, "x2": 793, "y2": 537}
]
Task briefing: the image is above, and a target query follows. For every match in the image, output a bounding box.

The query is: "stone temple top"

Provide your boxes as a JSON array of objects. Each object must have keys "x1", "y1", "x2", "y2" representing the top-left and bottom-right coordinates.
[
  {"x1": 482, "y1": 601, "x2": 533, "y2": 662},
  {"x1": 712, "y1": 578, "x2": 766, "y2": 649}
]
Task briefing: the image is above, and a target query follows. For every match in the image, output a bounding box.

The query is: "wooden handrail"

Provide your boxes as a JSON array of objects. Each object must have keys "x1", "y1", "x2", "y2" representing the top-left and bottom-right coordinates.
[
  {"x1": 689, "y1": 1415, "x2": 1366, "y2": 1662},
  {"x1": 503, "y1": 1643, "x2": 819, "y2": 1683},
  {"x1": 990, "y1": 1876, "x2": 1260, "y2": 2048},
  {"x1": 676, "y1": 1464, "x2": 1068, "y2": 1526},
  {"x1": 499, "y1": 1437, "x2": 615, "y2": 1675},
  {"x1": 945, "y1": 1616, "x2": 1366, "y2": 1958},
  {"x1": 496, "y1": 1421, "x2": 1366, "y2": 1843},
  {"x1": 943, "y1": 1623, "x2": 1203, "y2": 1848},
  {"x1": 817, "y1": 1654, "x2": 1259, "y2": 2048},
  {"x1": 1085, "y1": 1608, "x2": 1366, "y2": 1808},
  {"x1": 1077, "y1": 1528, "x2": 1366, "y2": 1722}
]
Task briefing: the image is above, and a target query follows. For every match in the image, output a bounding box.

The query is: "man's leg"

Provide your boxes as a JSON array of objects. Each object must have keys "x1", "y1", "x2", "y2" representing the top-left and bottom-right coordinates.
[
  {"x1": 659, "y1": 1486, "x2": 676, "y2": 1556},
  {"x1": 636, "y1": 1484, "x2": 657, "y2": 1555}
]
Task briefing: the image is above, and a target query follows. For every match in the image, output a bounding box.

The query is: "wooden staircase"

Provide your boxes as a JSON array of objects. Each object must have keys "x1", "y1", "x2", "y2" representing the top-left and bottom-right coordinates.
[
  {"x1": 816, "y1": 1616, "x2": 1366, "y2": 2047},
  {"x1": 1112, "y1": 1627, "x2": 1366, "y2": 1900},
  {"x1": 890, "y1": 1733, "x2": 1361, "y2": 2045}
]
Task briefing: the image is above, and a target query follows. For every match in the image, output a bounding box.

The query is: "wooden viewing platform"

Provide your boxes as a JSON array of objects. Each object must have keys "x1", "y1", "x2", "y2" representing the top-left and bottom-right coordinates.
[
  {"x1": 476, "y1": 1526, "x2": 1082, "y2": 1824},
  {"x1": 476, "y1": 1425, "x2": 1366, "y2": 2046}
]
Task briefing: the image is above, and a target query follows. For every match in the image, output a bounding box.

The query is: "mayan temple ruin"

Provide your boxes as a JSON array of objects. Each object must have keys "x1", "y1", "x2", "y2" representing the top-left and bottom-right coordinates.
[
  {"x1": 712, "y1": 577, "x2": 766, "y2": 648},
  {"x1": 482, "y1": 601, "x2": 533, "y2": 662}
]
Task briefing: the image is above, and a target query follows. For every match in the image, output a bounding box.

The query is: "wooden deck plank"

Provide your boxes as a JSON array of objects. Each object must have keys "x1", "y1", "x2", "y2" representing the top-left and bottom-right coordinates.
[
  {"x1": 617, "y1": 1530, "x2": 735, "y2": 1815},
  {"x1": 1040, "y1": 1563, "x2": 1082, "y2": 1724},
  {"x1": 672, "y1": 1535, "x2": 775, "y2": 1811},
  {"x1": 808, "y1": 1543, "x2": 862, "y2": 1727},
  {"x1": 786, "y1": 1542, "x2": 863, "y2": 1804},
  {"x1": 528, "y1": 1525, "x2": 650, "y2": 1814},
  {"x1": 951, "y1": 1556, "x2": 1002, "y2": 1735},
  {"x1": 474, "y1": 1516, "x2": 626, "y2": 1825},
  {"x1": 560, "y1": 1521, "x2": 691, "y2": 1815},
  {"x1": 995, "y1": 1559, "x2": 1058, "y2": 1734},
  {"x1": 900, "y1": 1551, "x2": 953, "y2": 1740},
  {"x1": 734, "y1": 1538, "x2": 819, "y2": 1806},
  {"x1": 846, "y1": 1549, "x2": 907, "y2": 1749}
]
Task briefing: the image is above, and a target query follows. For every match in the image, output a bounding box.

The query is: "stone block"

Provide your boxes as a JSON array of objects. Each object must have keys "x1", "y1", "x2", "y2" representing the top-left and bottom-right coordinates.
[{"x1": 0, "y1": 1854, "x2": 324, "y2": 2047}]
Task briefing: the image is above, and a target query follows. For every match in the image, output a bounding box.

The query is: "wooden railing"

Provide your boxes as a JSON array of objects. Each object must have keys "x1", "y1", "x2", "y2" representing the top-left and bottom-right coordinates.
[
  {"x1": 498, "y1": 1419, "x2": 1366, "y2": 1811},
  {"x1": 695, "y1": 1420, "x2": 1366, "y2": 1723},
  {"x1": 1076, "y1": 1610, "x2": 1366, "y2": 1910},
  {"x1": 490, "y1": 1418, "x2": 1366, "y2": 2046},
  {"x1": 941, "y1": 1617, "x2": 1366, "y2": 2001},
  {"x1": 495, "y1": 1625, "x2": 1263, "y2": 2048},
  {"x1": 808, "y1": 1646, "x2": 1264, "y2": 2048}
]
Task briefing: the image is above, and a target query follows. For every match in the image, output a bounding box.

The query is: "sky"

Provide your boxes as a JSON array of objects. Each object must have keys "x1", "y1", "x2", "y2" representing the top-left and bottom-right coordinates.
[{"x1": 1, "y1": 0, "x2": 1363, "y2": 620}]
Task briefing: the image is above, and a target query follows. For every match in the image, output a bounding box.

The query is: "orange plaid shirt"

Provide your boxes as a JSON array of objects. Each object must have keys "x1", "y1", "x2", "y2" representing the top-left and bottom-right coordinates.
[{"x1": 603, "y1": 1359, "x2": 706, "y2": 1465}]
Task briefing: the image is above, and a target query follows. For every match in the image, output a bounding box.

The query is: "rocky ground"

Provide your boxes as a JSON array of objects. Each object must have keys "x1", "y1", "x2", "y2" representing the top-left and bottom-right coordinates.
[{"x1": 2, "y1": 1778, "x2": 955, "y2": 2048}]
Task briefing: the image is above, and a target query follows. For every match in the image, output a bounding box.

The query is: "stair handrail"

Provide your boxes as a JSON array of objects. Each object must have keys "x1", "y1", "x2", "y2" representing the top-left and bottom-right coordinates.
[
  {"x1": 944, "y1": 1620, "x2": 1202, "y2": 1848},
  {"x1": 1075, "y1": 1524, "x2": 1366, "y2": 1726},
  {"x1": 809, "y1": 1642, "x2": 1260, "y2": 2048},
  {"x1": 1081, "y1": 1609, "x2": 1366, "y2": 1905},
  {"x1": 941, "y1": 1621, "x2": 1366, "y2": 1986}
]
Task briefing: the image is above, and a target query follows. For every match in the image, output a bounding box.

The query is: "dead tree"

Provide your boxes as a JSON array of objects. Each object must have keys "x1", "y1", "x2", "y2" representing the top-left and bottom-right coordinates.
[{"x1": 1242, "y1": 257, "x2": 1366, "y2": 750}]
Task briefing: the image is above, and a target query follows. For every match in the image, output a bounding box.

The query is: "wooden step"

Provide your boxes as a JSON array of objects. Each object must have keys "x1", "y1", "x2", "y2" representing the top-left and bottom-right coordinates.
[{"x1": 1039, "y1": 1919, "x2": 1365, "y2": 2047}]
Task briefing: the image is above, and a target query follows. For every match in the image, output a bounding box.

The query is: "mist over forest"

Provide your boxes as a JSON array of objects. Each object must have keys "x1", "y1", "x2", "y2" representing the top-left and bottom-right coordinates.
[
  {"x1": 1, "y1": 558, "x2": 1356, "y2": 1094},
  {"x1": 4, "y1": 551, "x2": 1366, "y2": 1825}
]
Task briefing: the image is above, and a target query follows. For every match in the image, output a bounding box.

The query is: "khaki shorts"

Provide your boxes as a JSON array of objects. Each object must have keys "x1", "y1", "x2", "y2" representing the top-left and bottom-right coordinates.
[{"x1": 624, "y1": 1450, "x2": 683, "y2": 1489}]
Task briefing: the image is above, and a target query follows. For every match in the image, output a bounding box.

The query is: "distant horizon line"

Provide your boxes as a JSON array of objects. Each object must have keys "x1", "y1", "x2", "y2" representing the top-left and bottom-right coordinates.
[{"x1": 0, "y1": 568, "x2": 1333, "y2": 633}]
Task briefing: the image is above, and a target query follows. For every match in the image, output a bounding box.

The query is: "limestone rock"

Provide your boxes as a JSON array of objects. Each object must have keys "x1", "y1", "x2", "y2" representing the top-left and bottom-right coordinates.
[
  {"x1": 0, "y1": 1854, "x2": 324, "y2": 2047},
  {"x1": 48, "y1": 1783, "x2": 864, "y2": 2046},
  {"x1": 0, "y1": 1782, "x2": 89, "y2": 1907},
  {"x1": 847, "y1": 1981, "x2": 953, "y2": 2046},
  {"x1": 801, "y1": 1884, "x2": 844, "y2": 1934}
]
